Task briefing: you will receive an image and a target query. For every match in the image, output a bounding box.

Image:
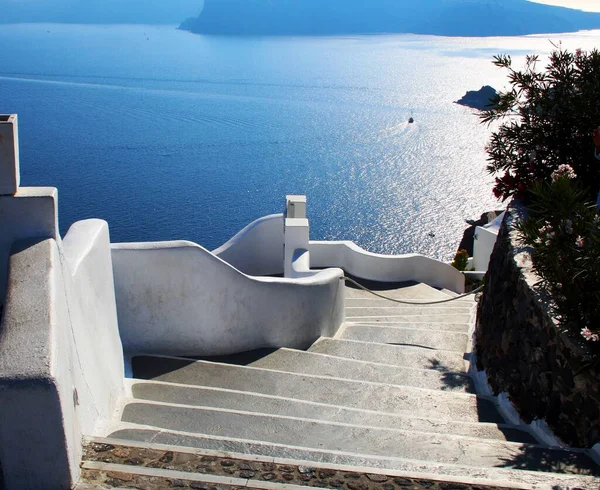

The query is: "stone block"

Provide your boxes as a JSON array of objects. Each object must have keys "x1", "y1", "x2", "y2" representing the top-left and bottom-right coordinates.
[
  {"x1": 0, "y1": 114, "x2": 20, "y2": 195},
  {"x1": 0, "y1": 187, "x2": 60, "y2": 304},
  {"x1": 286, "y1": 195, "x2": 307, "y2": 219}
]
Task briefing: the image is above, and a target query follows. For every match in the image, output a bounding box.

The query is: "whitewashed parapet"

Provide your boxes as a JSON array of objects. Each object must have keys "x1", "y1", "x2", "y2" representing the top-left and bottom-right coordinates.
[
  {"x1": 309, "y1": 240, "x2": 465, "y2": 293},
  {"x1": 213, "y1": 214, "x2": 284, "y2": 276},
  {"x1": 473, "y1": 212, "x2": 505, "y2": 272},
  {"x1": 0, "y1": 220, "x2": 124, "y2": 489},
  {"x1": 112, "y1": 241, "x2": 345, "y2": 356}
]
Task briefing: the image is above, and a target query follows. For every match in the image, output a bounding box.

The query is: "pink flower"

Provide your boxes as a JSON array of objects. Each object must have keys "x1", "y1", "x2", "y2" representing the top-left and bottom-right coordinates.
[
  {"x1": 551, "y1": 164, "x2": 577, "y2": 181},
  {"x1": 575, "y1": 235, "x2": 585, "y2": 248},
  {"x1": 581, "y1": 328, "x2": 599, "y2": 342}
]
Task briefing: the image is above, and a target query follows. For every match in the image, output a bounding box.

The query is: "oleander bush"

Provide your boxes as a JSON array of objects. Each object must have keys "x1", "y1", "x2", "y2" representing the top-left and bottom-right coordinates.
[
  {"x1": 482, "y1": 48, "x2": 600, "y2": 201},
  {"x1": 517, "y1": 176, "x2": 600, "y2": 347},
  {"x1": 482, "y1": 48, "x2": 600, "y2": 348}
]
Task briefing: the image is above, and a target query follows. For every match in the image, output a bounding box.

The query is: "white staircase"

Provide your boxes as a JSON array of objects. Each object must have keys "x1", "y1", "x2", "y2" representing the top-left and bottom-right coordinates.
[{"x1": 92, "y1": 281, "x2": 599, "y2": 489}]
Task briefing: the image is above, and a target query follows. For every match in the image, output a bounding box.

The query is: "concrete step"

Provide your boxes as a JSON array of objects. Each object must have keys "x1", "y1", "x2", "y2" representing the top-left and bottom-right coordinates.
[
  {"x1": 227, "y1": 348, "x2": 474, "y2": 393},
  {"x1": 339, "y1": 325, "x2": 469, "y2": 352},
  {"x1": 308, "y1": 338, "x2": 469, "y2": 372},
  {"x1": 108, "y1": 426, "x2": 597, "y2": 490},
  {"x1": 345, "y1": 311, "x2": 472, "y2": 323},
  {"x1": 344, "y1": 282, "x2": 456, "y2": 301},
  {"x1": 115, "y1": 402, "x2": 599, "y2": 476},
  {"x1": 345, "y1": 307, "x2": 472, "y2": 320},
  {"x1": 345, "y1": 297, "x2": 474, "y2": 309},
  {"x1": 129, "y1": 382, "x2": 531, "y2": 442},
  {"x1": 131, "y1": 355, "x2": 502, "y2": 423},
  {"x1": 440, "y1": 288, "x2": 460, "y2": 297},
  {"x1": 344, "y1": 320, "x2": 470, "y2": 333}
]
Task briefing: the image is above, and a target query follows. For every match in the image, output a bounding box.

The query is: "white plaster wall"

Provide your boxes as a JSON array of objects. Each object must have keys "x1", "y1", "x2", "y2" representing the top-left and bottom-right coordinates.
[
  {"x1": 473, "y1": 226, "x2": 500, "y2": 272},
  {"x1": 309, "y1": 241, "x2": 465, "y2": 293},
  {"x1": 60, "y1": 219, "x2": 125, "y2": 434},
  {"x1": 112, "y1": 241, "x2": 345, "y2": 356},
  {"x1": 0, "y1": 220, "x2": 124, "y2": 489},
  {"x1": 213, "y1": 213, "x2": 284, "y2": 276},
  {"x1": 284, "y1": 217, "x2": 309, "y2": 278},
  {"x1": 0, "y1": 239, "x2": 78, "y2": 489}
]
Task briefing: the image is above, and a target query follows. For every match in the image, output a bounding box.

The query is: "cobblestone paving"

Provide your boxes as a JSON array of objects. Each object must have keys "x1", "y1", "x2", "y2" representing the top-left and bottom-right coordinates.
[{"x1": 81, "y1": 442, "x2": 516, "y2": 490}]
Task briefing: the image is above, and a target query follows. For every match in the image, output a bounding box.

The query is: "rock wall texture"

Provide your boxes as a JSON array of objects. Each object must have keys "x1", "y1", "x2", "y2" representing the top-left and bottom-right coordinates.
[{"x1": 476, "y1": 201, "x2": 600, "y2": 448}]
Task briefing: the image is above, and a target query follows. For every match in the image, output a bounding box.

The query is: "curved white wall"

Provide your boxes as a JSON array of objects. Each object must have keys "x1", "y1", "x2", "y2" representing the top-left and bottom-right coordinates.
[
  {"x1": 213, "y1": 213, "x2": 284, "y2": 276},
  {"x1": 112, "y1": 241, "x2": 344, "y2": 356},
  {"x1": 309, "y1": 240, "x2": 465, "y2": 293}
]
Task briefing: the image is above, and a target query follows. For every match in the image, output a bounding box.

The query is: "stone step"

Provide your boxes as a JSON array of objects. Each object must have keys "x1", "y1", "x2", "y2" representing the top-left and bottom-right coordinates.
[
  {"x1": 345, "y1": 306, "x2": 473, "y2": 318},
  {"x1": 339, "y1": 325, "x2": 469, "y2": 352},
  {"x1": 344, "y1": 320, "x2": 470, "y2": 333},
  {"x1": 131, "y1": 355, "x2": 501, "y2": 423},
  {"x1": 345, "y1": 312, "x2": 472, "y2": 323},
  {"x1": 345, "y1": 298, "x2": 475, "y2": 310},
  {"x1": 115, "y1": 402, "x2": 598, "y2": 475},
  {"x1": 440, "y1": 288, "x2": 460, "y2": 298},
  {"x1": 129, "y1": 382, "x2": 531, "y2": 442},
  {"x1": 308, "y1": 338, "x2": 469, "y2": 372},
  {"x1": 343, "y1": 282, "x2": 456, "y2": 301},
  {"x1": 227, "y1": 348, "x2": 474, "y2": 393}
]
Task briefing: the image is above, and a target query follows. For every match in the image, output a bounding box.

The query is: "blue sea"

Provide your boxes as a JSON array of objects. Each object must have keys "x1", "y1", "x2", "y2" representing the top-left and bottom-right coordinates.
[{"x1": 1, "y1": 24, "x2": 598, "y2": 260}]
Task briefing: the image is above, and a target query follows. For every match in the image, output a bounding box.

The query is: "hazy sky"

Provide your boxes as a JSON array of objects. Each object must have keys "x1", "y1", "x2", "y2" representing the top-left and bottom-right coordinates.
[{"x1": 528, "y1": 0, "x2": 600, "y2": 12}]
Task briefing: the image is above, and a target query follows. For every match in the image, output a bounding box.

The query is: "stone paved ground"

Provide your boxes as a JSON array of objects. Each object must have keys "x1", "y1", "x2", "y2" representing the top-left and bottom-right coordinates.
[{"x1": 81, "y1": 442, "x2": 516, "y2": 490}]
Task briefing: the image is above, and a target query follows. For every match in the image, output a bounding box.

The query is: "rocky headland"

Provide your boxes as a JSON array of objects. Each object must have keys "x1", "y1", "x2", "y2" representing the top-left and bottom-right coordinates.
[
  {"x1": 455, "y1": 86, "x2": 498, "y2": 111},
  {"x1": 180, "y1": 0, "x2": 600, "y2": 37}
]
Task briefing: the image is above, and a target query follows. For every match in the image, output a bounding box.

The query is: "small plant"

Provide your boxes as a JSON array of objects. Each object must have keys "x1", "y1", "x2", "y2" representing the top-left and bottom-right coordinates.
[{"x1": 451, "y1": 249, "x2": 469, "y2": 271}]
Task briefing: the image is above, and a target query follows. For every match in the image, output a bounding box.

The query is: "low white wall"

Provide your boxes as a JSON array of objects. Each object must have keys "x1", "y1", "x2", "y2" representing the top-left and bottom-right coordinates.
[
  {"x1": 213, "y1": 213, "x2": 284, "y2": 276},
  {"x1": 473, "y1": 227, "x2": 500, "y2": 272},
  {"x1": 0, "y1": 220, "x2": 124, "y2": 489},
  {"x1": 60, "y1": 219, "x2": 125, "y2": 433},
  {"x1": 112, "y1": 241, "x2": 345, "y2": 356},
  {"x1": 309, "y1": 240, "x2": 465, "y2": 293},
  {"x1": 473, "y1": 212, "x2": 505, "y2": 272}
]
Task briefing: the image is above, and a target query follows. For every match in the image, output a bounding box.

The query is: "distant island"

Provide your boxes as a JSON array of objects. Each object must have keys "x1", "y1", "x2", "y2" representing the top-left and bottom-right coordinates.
[
  {"x1": 455, "y1": 86, "x2": 498, "y2": 111},
  {"x1": 180, "y1": 0, "x2": 600, "y2": 37}
]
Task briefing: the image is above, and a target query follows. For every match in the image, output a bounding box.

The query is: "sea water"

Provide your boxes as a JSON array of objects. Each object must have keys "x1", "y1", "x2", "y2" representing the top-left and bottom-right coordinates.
[{"x1": 1, "y1": 24, "x2": 598, "y2": 260}]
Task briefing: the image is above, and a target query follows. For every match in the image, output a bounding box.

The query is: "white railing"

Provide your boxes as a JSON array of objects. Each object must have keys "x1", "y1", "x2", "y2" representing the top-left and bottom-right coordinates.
[
  {"x1": 213, "y1": 213, "x2": 284, "y2": 276},
  {"x1": 112, "y1": 240, "x2": 345, "y2": 356},
  {"x1": 309, "y1": 240, "x2": 465, "y2": 293}
]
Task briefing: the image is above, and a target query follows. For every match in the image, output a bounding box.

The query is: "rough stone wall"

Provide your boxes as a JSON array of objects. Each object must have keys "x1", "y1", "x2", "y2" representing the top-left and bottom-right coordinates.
[{"x1": 476, "y1": 202, "x2": 600, "y2": 448}]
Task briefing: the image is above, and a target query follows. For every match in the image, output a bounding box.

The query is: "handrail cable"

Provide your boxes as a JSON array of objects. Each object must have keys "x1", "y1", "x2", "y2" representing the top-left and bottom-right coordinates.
[{"x1": 342, "y1": 276, "x2": 484, "y2": 305}]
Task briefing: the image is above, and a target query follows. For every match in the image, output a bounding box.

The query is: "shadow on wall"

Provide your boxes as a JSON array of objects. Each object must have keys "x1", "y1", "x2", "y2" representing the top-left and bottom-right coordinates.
[{"x1": 183, "y1": 0, "x2": 600, "y2": 36}]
